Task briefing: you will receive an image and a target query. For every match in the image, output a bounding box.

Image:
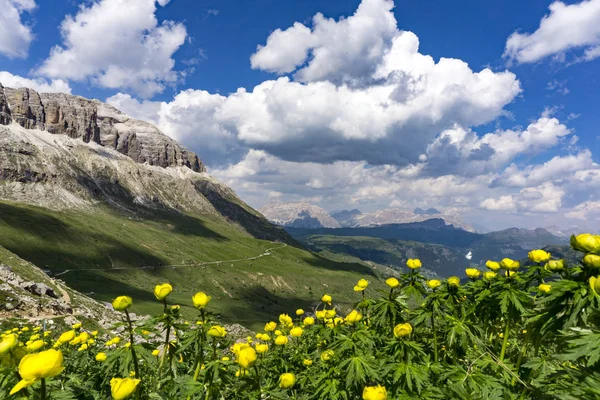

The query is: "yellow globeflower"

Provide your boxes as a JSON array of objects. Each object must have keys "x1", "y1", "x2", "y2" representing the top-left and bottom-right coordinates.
[
  {"x1": 354, "y1": 279, "x2": 369, "y2": 291},
  {"x1": 207, "y1": 326, "x2": 227, "y2": 338},
  {"x1": 110, "y1": 377, "x2": 140, "y2": 400},
  {"x1": 152, "y1": 349, "x2": 160, "y2": 357},
  {"x1": 484, "y1": 271, "x2": 497, "y2": 280},
  {"x1": 590, "y1": 276, "x2": 600, "y2": 296},
  {"x1": 274, "y1": 335, "x2": 289, "y2": 346},
  {"x1": 0, "y1": 334, "x2": 19, "y2": 354},
  {"x1": 447, "y1": 276, "x2": 460, "y2": 287},
  {"x1": 325, "y1": 309, "x2": 336, "y2": 319},
  {"x1": 303, "y1": 316, "x2": 315, "y2": 326},
  {"x1": 538, "y1": 284, "x2": 551, "y2": 293},
  {"x1": 72, "y1": 323, "x2": 82, "y2": 330},
  {"x1": 528, "y1": 250, "x2": 551, "y2": 263},
  {"x1": 296, "y1": 309, "x2": 305, "y2": 316},
  {"x1": 485, "y1": 261, "x2": 501, "y2": 271},
  {"x1": 112, "y1": 296, "x2": 132, "y2": 312},
  {"x1": 236, "y1": 347, "x2": 257, "y2": 369},
  {"x1": 192, "y1": 292, "x2": 211, "y2": 309},
  {"x1": 315, "y1": 310, "x2": 326, "y2": 320},
  {"x1": 465, "y1": 268, "x2": 481, "y2": 279},
  {"x1": 321, "y1": 294, "x2": 332, "y2": 304},
  {"x1": 96, "y1": 352, "x2": 107, "y2": 362},
  {"x1": 571, "y1": 233, "x2": 600, "y2": 253},
  {"x1": 231, "y1": 343, "x2": 250, "y2": 355},
  {"x1": 320, "y1": 349, "x2": 334, "y2": 361},
  {"x1": 583, "y1": 254, "x2": 600, "y2": 268},
  {"x1": 264, "y1": 322, "x2": 277, "y2": 332},
  {"x1": 345, "y1": 309, "x2": 363, "y2": 324},
  {"x1": 57, "y1": 330, "x2": 76, "y2": 345},
  {"x1": 501, "y1": 258, "x2": 520, "y2": 271},
  {"x1": 279, "y1": 373, "x2": 296, "y2": 389},
  {"x1": 255, "y1": 343, "x2": 269, "y2": 354},
  {"x1": 385, "y1": 277, "x2": 400, "y2": 288},
  {"x1": 406, "y1": 259, "x2": 422, "y2": 269},
  {"x1": 78, "y1": 344, "x2": 88, "y2": 352},
  {"x1": 393, "y1": 323, "x2": 413, "y2": 338},
  {"x1": 9, "y1": 349, "x2": 64, "y2": 395},
  {"x1": 279, "y1": 314, "x2": 293, "y2": 327},
  {"x1": 363, "y1": 385, "x2": 388, "y2": 400},
  {"x1": 26, "y1": 340, "x2": 45, "y2": 352},
  {"x1": 154, "y1": 283, "x2": 173, "y2": 301},
  {"x1": 426, "y1": 280, "x2": 441, "y2": 290},
  {"x1": 545, "y1": 259, "x2": 565, "y2": 272},
  {"x1": 275, "y1": 330, "x2": 283, "y2": 336},
  {"x1": 303, "y1": 359, "x2": 313, "y2": 366},
  {"x1": 290, "y1": 327, "x2": 304, "y2": 337},
  {"x1": 505, "y1": 270, "x2": 517, "y2": 278}
]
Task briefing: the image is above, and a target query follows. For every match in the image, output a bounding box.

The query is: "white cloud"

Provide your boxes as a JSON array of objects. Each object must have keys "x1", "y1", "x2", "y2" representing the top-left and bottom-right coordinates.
[
  {"x1": 0, "y1": 0, "x2": 36, "y2": 58},
  {"x1": 37, "y1": 0, "x2": 187, "y2": 98},
  {"x1": 504, "y1": 0, "x2": 600, "y2": 64},
  {"x1": 0, "y1": 71, "x2": 72, "y2": 93},
  {"x1": 565, "y1": 200, "x2": 600, "y2": 220},
  {"x1": 480, "y1": 195, "x2": 516, "y2": 211},
  {"x1": 480, "y1": 182, "x2": 565, "y2": 213}
]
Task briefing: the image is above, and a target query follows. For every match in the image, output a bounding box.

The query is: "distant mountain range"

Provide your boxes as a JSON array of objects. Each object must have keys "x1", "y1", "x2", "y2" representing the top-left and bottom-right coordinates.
[{"x1": 262, "y1": 201, "x2": 476, "y2": 232}]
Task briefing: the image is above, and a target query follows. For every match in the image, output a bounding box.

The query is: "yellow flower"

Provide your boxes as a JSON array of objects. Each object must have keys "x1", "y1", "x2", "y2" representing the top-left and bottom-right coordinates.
[
  {"x1": 545, "y1": 259, "x2": 565, "y2": 272},
  {"x1": 29, "y1": 334, "x2": 40, "y2": 341},
  {"x1": 303, "y1": 359, "x2": 313, "y2": 366},
  {"x1": 79, "y1": 332, "x2": 89, "y2": 342},
  {"x1": 465, "y1": 268, "x2": 481, "y2": 279},
  {"x1": 485, "y1": 260, "x2": 501, "y2": 271},
  {"x1": 538, "y1": 284, "x2": 551, "y2": 293},
  {"x1": 279, "y1": 373, "x2": 296, "y2": 389},
  {"x1": 57, "y1": 330, "x2": 76, "y2": 345},
  {"x1": 152, "y1": 349, "x2": 160, "y2": 357},
  {"x1": 303, "y1": 317, "x2": 315, "y2": 326},
  {"x1": 363, "y1": 385, "x2": 388, "y2": 400},
  {"x1": 207, "y1": 325, "x2": 226, "y2": 338},
  {"x1": 26, "y1": 340, "x2": 45, "y2": 352},
  {"x1": 275, "y1": 330, "x2": 283, "y2": 336},
  {"x1": 91, "y1": 330, "x2": 99, "y2": 337},
  {"x1": 78, "y1": 343, "x2": 88, "y2": 351},
  {"x1": 528, "y1": 250, "x2": 551, "y2": 263},
  {"x1": 315, "y1": 310, "x2": 326, "y2": 320},
  {"x1": 590, "y1": 276, "x2": 600, "y2": 296},
  {"x1": 235, "y1": 369, "x2": 248, "y2": 377},
  {"x1": 296, "y1": 309, "x2": 305, "y2": 316},
  {"x1": 320, "y1": 349, "x2": 334, "y2": 361},
  {"x1": 9, "y1": 349, "x2": 64, "y2": 395},
  {"x1": 192, "y1": 292, "x2": 211, "y2": 309},
  {"x1": 231, "y1": 343, "x2": 250, "y2": 355},
  {"x1": 264, "y1": 322, "x2": 277, "y2": 332},
  {"x1": 110, "y1": 377, "x2": 140, "y2": 400},
  {"x1": 354, "y1": 279, "x2": 369, "y2": 291},
  {"x1": 571, "y1": 233, "x2": 600, "y2": 253},
  {"x1": 447, "y1": 276, "x2": 460, "y2": 287},
  {"x1": 255, "y1": 343, "x2": 269, "y2": 353},
  {"x1": 385, "y1": 277, "x2": 400, "y2": 288},
  {"x1": 484, "y1": 271, "x2": 497, "y2": 280},
  {"x1": 501, "y1": 258, "x2": 520, "y2": 271},
  {"x1": 112, "y1": 296, "x2": 132, "y2": 312},
  {"x1": 96, "y1": 352, "x2": 107, "y2": 362},
  {"x1": 345, "y1": 310, "x2": 363, "y2": 324},
  {"x1": 406, "y1": 259, "x2": 422, "y2": 269},
  {"x1": 583, "y1": 254, "x2": 600, "y2": 268},
  {"x1": 154, "y1": 283, "x2": 173, "y2": 301},
  {"x1": 290, "y1": 327, "x2": 304, "y2": 337},
  {"x1": 279, "y1": 314, "x2": 293, "y2": 327},
  {"x1": 0, "y1": 334, "x2": 19, "y2": 354},
  {"x1": 87, "y1": 339, "x2": 95, "y2": 346},
  {"x1": 393, "y1": 323, "x2": 412, "y2": 338},
  {"x1": 72, "y1": 323, "x2": 82, "y2": 329},
  {"x1": 321, "y1": 294, "x2": 332, "y2": 304},
  {"x1": 236, "y1": 347, "x2": 257, "y2": 369},
  {"x1": 274, "y1": 335, "x2": 288, "y2": 346},
  {"x1": 426, "y1": 279, "x2": 441, "y2": 289},
  {"x1": 325, "y1": 309, "x2": 336, "y2": 319},
  {"x1": 505, "y1": 270, "x2": 517, "y2": 278}
]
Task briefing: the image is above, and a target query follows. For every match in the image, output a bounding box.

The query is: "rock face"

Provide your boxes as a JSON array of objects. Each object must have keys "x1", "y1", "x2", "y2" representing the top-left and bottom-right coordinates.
[
  {"x1": 0, "y1": 85, "x2": 204, "y2": 172},
  {"x1": 260, "y1": 201, "x2": 342, "y2": 229}
]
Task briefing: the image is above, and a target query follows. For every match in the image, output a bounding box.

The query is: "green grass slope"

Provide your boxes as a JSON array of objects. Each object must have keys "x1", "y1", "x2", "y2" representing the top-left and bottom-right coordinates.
[{"x1": 0, "y1": 201, "x2": 381, "y2": 330}]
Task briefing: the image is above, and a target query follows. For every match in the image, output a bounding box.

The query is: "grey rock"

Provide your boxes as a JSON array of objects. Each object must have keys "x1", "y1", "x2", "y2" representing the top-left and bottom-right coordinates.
[
  {"x1": 4, "y1": 303, "x2": 15, "y2": 310},
  {"x1": 0, "y1": 85, "x2": 204, "y2": 172},
  {"x1": 24, "y1": 282, "x2": 59, "y2": 298}
]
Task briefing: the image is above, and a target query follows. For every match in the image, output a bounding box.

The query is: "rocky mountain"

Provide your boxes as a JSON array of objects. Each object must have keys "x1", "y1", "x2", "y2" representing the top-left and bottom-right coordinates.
[
  {"x1": 542, "y1": 225, "x2": 581, "y2": 238},
  {"x1": 260, "y1": 201, "x2": 341, "y2": 229},
  {"x1": 331, "y1": 209, "x2": 362, "y2": 225},
  {"x1": 336, "y1": 207, "x2": 476, "y2": 232}
]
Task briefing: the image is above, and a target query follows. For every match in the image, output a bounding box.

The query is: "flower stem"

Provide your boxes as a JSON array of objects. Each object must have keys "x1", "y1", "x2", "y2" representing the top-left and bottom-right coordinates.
[
  {"x1": 499, "y1": 318, "x2": 510, "y2": 362},
  {"x1": 125, "y1": 310, "x2": 141, "y2": 399},
  {"x1": 40, "y1": 378, "x2": 46, "y2": 400},
  {"x1": 431, "y1": 313, "x2": 438, "y2": 363},
  {"x1": 254, "y1": 365, "x2": 262, "y2": 398}
]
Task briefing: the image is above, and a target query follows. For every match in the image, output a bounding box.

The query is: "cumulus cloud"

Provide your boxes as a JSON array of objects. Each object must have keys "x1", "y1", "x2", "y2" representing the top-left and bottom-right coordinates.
[
  {"x1": 565, "y1": 200, "x2": 600, "y2": 220},
  {"x1": 0, "y1": 71, "x2": 71, "y2": 93},
  {"x1": 504, "y1": 0, "x2": 600, "y2": 64},
  {"x1": 0, "y1": 0, "x2": 36, "y2": 58},
  {"x1": 480, "y1": 182, "x2": 565, "y2": 213},
  {"x1": 37, "y1": 0, "x2": 187, "y2": 98}
]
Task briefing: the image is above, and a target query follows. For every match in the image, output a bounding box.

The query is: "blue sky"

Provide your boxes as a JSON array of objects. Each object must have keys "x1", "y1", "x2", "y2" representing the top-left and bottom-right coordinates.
[{"x1": 1, "y1": 0, "x2": 599, "y2": 230}]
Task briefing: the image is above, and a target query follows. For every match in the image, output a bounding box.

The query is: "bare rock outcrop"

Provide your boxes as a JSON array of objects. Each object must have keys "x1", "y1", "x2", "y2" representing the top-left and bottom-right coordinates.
[{"x1": 0, "y1": 85, "x2": 204, "y2": 172}]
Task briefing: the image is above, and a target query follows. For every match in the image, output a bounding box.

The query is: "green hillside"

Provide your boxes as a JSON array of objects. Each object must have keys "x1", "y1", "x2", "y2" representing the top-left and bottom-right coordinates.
[{"x1": 0, "y1": 201, "x2": 380, "y2": 330}]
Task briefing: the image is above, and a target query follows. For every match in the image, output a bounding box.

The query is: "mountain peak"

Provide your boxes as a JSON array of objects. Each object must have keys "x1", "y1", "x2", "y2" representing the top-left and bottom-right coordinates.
[
  {"x1": 259, "y1": 201, "x2": 341, "y2": 228},
  {"x1": 414, "y1": 207, "x2": 441, "y2": 215}
]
